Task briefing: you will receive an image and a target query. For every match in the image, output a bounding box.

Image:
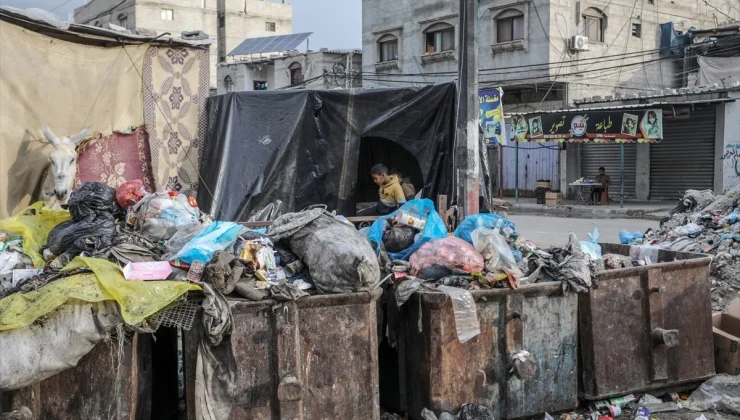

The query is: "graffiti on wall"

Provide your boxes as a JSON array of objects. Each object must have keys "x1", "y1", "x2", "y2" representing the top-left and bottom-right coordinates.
[{"x1": 723, "y1": 143, "x2": 740, "y2": 192}]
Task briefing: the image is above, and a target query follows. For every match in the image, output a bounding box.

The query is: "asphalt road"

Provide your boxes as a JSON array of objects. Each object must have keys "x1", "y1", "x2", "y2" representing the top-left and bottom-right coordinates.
[{"x1": 506, "y1": 215, "x2": 660, "y2": 248}]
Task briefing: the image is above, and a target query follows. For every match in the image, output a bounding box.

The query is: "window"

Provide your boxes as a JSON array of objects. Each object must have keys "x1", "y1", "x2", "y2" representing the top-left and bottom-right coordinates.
[
  {"x1": 378, "y1": 34, "x2": 398, "y2": 62},
  {"x1": 648, "y1": 0, "x2": 654, "y2": 4},
  {"x1": 631, "y1": 23, "x2": 641, "y2": 38},
  {"x1": 266, "y1": 22, "x2": 276, "y2": 32},
  {"x1": 583, "y1": 8, "x2": 605, "y2": 43},
  {"x1": 289, "y1": 62, "x2": 304, "y2": 85},
  {"x1": 161, "y1": 9, "x2": 174, "y2": 21},
  {"x1": 118, "y1": 13, "x2": 127, "y2": 28},
  {"x1": 424, "y1": 23, "x2": 454, "y2": 54},
  {"x1": 254, "y1": 81, "x2": 268, "y2": 90},
  {"x1": 496, "y1": 11, "x2": 525, "y2": 43},
  {"x1": 224, "y1": 75, "x2": 234, "y2": 93}
]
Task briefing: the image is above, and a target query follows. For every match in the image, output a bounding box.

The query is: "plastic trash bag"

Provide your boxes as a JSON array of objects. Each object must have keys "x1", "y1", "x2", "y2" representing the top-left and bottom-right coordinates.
[
  {"x1": 46, "y1": 213, "x2": 117, "y2": 255},
  {"x1": 471, "y1": 228, "x2": 523, "y2": 278},
  {"x1": 673, "y1": 222, "x2": 703, "y2": 237},
  {"x1": 409, "y1": 237, "x2": 485, "y2": 277},
  {"x1": 579, "y1": 228, "x2": 602, "y2": 260},
  {"x1": 136, "y1": 193, "x2": 200, "y2": 241},
  {"x1": 367, "y1": 199, "x2": 447, "y2": 261},
  {"x1": 164, "y1": 223, "x2": 207, "y2": 257},
  {"x1": 269, "y1": 206, "x2": 380, "y2": 294},
  {"x1": 619, "y1": 229, "x2": 644, "y2": 244},
  {"x1": 66, "y1": 182, "x2": 121, "y2": 221},
  {"x1": 454, "y1": 213, "x2": 515, "y2": 244},
  {"x1": 115, "y1": 179, "x2": 148, "y2": 209},
  {"x1": 437, "y1": 285, "x2": 480, "y2": 343},
  {"x1": 384, "y1": 225, "x2": 417, "y2": 253},
  {"x1": 169, "y1": 222, "x2": 242, "y2": 264},
  {"x1": 684, "y1": 374, "x2": 740, "y2": 415},
  {"x1": 0, "y1": 202, "x2": 70, "y2": 268}
]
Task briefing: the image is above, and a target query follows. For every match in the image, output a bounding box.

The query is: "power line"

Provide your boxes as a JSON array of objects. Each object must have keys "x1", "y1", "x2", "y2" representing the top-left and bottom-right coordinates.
[
  {"x1": 703, "y1": 0, "x2": 736, "y2": 22},
  {"x1": 50, "y1": 0, "x2": 78, "y2": 12}
]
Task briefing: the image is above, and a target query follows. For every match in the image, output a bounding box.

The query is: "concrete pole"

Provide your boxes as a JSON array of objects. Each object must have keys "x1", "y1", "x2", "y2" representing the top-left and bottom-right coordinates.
[{"x1": 456, "y1": 0, "x2": 480, "y2": 216}]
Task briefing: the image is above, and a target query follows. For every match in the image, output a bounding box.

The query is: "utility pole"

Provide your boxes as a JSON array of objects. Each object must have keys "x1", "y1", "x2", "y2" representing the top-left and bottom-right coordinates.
[{"x1": 456, "y1": 0, "x2": 480, "y2": 216}]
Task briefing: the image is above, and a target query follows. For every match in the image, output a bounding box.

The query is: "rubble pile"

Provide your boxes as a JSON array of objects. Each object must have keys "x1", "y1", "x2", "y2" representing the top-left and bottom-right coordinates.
[{"x1": 626, "y1": 186, "x2": 740, "y2": 310}]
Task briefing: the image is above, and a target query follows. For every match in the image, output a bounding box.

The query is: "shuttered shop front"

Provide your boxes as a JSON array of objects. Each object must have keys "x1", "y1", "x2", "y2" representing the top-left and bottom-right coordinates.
[
  {"x1": 581, "y1": 143, "x2": 637, "y2": 198},
  {"x1": 650, "y1": 105, "x2": 716, "y2": 200}
]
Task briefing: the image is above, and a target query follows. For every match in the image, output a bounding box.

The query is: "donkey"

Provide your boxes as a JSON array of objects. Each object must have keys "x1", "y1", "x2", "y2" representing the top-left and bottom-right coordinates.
[{"x1": 38, "y1": 124, "x2": 92, "y2": 209}]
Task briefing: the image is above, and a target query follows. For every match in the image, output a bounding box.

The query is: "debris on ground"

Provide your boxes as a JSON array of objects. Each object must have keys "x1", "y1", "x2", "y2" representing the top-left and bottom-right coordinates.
[{"x1": 619, "y1": 185, "x2": 740, "y2": 311}]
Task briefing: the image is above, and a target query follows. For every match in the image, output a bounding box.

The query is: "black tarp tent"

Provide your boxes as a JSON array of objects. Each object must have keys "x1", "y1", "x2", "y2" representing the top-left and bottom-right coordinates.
[{"x1": 198, "y1": 82, "x2": 490, "y2": 221}]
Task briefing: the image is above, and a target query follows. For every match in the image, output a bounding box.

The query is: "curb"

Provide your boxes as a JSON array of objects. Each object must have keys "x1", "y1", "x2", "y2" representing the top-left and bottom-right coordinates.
[{"x1": 505, "y1": 204, "x2": 671, "y2": 221}]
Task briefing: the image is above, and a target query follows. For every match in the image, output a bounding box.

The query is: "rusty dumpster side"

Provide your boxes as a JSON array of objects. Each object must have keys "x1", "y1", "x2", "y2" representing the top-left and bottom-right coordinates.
[
  {"x1": 399, "y1": 283, "x2": 578, "y2": 420},
  {"x1": 6, "y1": 333, "x2": 153, "y2": 420},
  {"x1": 579, "y1": 244, "x2": 715, "y2": 400},
  {"x1": 184, "y1": 290, "x2": 381, "y2": 420}
]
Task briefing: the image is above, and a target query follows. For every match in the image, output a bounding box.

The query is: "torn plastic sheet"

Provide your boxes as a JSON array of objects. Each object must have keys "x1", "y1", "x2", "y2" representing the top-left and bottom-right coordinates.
[
  {"x1": 198, "y1": 83, "x2": 491, "y2": 221},
  {"x1": 437, "y1": 285, "x2": 480, "y2": 343}
]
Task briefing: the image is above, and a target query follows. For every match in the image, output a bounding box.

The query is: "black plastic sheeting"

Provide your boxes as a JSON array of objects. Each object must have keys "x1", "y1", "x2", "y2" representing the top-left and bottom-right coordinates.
[{"x1": 198, "y1": 83, "x2": 491, "y2": 221}]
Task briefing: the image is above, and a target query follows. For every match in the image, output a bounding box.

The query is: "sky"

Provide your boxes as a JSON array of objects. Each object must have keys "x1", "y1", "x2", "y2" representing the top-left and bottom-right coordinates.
[{"x1": 0, "y1": 0, "x2": 363, "y2": 49}]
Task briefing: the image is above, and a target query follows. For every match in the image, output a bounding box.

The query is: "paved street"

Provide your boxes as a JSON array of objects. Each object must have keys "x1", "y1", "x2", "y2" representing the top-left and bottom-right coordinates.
[{"x1": 506, "y1": 215, "x2": 660, "y2": 247}]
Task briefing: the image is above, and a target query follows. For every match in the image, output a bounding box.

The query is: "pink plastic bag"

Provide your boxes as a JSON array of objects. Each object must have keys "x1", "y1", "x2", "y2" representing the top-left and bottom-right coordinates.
[
  {"x1": 115, "y1": 179, "x2": 148, "y2": 209},
  {"x1": 409, "y1": 237, "x2": 484, "y2": 276}
]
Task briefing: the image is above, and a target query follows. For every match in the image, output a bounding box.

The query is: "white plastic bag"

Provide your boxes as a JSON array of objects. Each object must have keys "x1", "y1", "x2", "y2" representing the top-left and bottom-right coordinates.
[
  {"x1": 579, "y1": 228, "x2": 602, "y2": 260},
  {"x1": 438, "y1": 285, "x2": 480, "y2": 343},
  {"x1": 471, "y1": 228, "x2": 523, "y2": 277},
  {"x1": 673, "y1": 222, "x2": 703, "y2": 237}
]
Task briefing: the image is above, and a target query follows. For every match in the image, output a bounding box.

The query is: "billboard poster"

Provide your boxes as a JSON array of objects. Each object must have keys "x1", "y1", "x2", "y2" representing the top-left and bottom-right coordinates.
[
  {"x1": 513, "y1": 108, "x2": 663, "y2": 142},
  {"x1": 478, "y1": 88, "x2": 505, "y2": 145}
]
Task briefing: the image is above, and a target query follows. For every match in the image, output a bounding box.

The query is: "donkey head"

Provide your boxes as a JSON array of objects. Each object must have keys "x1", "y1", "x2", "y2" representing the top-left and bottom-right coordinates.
[{"x1": 41, "y1": 124, "x2": 92, "y2": 201}]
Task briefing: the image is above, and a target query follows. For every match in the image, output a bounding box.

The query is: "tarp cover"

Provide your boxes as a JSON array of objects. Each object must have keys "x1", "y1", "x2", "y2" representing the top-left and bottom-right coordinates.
[{"x1": 198, "y1": 83, "x2": 460, "y2": 221}]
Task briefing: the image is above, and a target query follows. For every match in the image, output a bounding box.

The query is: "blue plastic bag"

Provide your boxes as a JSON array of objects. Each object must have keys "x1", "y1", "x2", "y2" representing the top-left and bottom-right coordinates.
[
  {"x1": 454, "y1": 213, "x2": 516, "y2": 244},
  {"x1": 619, "y1": 229, "x2": 644, "y2": 244},
  {"x1": 367, "y1": 199, "x2": 448, "y2": 261},
  {"x1": 579, "y1": 228, "x2": 602, "y2": 260},
  {"x1": 169, "y1": 221, "x2": 242, "y2": 264}
]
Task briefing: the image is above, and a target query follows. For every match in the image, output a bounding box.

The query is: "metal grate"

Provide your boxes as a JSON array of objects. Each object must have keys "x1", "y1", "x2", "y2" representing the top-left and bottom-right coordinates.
[{"x1": 148, "y1": 295, "x2": 201, "y2": 331}]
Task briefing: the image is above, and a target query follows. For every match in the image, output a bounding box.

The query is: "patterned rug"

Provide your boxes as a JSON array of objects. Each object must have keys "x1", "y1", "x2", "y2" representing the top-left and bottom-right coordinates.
[{"x1": 143, "y1": 46, "x2": 209, "y2": 197}]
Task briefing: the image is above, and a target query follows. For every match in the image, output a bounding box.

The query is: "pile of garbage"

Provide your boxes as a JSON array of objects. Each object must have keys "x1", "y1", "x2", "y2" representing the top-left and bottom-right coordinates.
[
  {"x1": 550, "y1": 374, "x2": 740, "y2": 420},
  {"x1": 0, "y1": 181, "x2": 380, "y2": 392},
  {"x1": 619, "y1": 186, "x2": 740, "y2": 310}
]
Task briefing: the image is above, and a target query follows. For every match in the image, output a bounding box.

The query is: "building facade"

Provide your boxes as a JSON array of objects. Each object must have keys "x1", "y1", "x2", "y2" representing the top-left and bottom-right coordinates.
[
  {"x1": 74, "y1": 0, "x2": 293, "y2": 87},
  {"x1": 361, "y1": 0, "x2": 739, "y2": 113},
  {"x1": 217, "y1": 50, "x2": 363, "y2": 93}
]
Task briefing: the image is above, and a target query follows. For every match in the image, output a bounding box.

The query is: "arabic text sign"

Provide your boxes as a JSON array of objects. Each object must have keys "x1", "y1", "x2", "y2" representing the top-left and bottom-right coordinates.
[
  {"x1": 513, "y1": 109, "x2": 663, "y2": 141},
  {"x1": 479, "y1": 88, "x2": 505, "y2": 145}
]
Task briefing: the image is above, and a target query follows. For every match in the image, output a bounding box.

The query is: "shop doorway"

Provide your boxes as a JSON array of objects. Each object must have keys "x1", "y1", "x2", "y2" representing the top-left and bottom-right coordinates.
[{"x1": 355, "y1": 137, "x2": 423, "y2": 205}]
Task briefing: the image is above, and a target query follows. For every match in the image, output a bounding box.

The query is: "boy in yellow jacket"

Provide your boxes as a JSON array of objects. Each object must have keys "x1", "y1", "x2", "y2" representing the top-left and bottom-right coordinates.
[{"x1": 360, "y1": 164, "x2": 406, "y2": 215}]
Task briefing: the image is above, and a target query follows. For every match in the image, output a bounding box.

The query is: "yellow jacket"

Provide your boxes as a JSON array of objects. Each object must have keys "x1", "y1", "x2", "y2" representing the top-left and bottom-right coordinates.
[{"x1": 379, "y1": 175, "x2": 407, "y2": 206}]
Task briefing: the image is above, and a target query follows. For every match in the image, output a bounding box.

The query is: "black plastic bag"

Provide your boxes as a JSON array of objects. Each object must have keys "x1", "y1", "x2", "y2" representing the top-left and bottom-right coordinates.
[
  {"x1": 383, "y1": 225, "x2": 417, "y2": 253},
  {"x1": 47, "y1": 213, "x2": 117, "y2": 255},
  {"x1": 66, "y1": 182, "x2": 121, "y2": 221}
]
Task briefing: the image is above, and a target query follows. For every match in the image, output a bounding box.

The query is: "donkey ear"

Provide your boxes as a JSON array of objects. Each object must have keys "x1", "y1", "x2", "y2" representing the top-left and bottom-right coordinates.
[
  {"x1": 41, "y1": 124, "x2": 60, "y2": 147},
  {"x1": 69, "y1": 126, "x2": 92, "y2": 146}
]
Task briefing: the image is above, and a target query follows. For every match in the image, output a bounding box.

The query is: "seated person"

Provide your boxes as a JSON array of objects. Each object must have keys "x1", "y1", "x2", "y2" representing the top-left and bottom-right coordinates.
[
  {"x1": 389, "y1": 168, "x2": 416, "y2": 201},
  {"x1": 358, "y1": 164, "x2": 407, "y2": 216},
  {"x1": 591, "y1": 167, "x2": 611, "y2": 205}
]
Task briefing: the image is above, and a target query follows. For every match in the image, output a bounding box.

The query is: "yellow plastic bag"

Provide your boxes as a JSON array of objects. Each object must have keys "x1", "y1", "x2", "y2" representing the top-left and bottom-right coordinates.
[
  {"x1": 0, "y1": 257, "x2": 201, "y2": 331},
  {"x1": 0, "y1": 202, "x2": 70, "y2": 268}
]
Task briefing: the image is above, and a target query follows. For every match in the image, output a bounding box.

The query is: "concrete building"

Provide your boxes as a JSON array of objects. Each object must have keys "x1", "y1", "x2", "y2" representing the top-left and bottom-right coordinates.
[
  {"x1": 361, "y1": 0, "x2": 739, "y2": 113},
  {"x1": 74, "y1": 0, "x2": 293, "y2": 87},
  {"x1": 217, "y1": 50, "x2": 362, "y2": 93}
]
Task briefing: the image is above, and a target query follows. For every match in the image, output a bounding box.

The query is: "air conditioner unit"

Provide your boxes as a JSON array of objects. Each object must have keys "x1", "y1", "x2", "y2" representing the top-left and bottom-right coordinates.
[{"x1": 569, "y1": 35, "x2": 589, "y2": 51}]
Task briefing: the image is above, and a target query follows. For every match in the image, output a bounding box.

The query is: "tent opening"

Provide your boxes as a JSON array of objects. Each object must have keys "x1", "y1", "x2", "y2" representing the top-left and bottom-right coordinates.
[{"x1": 355, "y1": 137, "x2": 424, "y2": 207}]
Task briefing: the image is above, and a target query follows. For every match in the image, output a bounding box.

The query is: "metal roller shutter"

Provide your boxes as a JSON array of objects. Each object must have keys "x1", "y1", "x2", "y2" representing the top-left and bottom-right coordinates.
[
  {"x1": 650, "y1": 106, "x2": 716, "y2": 200},
  {"x1": 581, "y1": 143, "x2": 637, "y2": 198}
]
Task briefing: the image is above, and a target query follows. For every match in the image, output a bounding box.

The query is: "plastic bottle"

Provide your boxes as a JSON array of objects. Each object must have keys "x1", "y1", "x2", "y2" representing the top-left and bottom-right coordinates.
[{"x1": 634, "y1": 407, "x2": 650, "y2": 420}]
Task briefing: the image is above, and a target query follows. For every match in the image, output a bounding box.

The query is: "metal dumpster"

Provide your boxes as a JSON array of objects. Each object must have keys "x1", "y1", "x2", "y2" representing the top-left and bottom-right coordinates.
[
  {"x1": 184, "y1": 290, "x2": 381, "y2": 420},
  {"x1": 5, "y1": 333, "x2": 153, "y2": 420},
  {"x1": 396, "y1": 283, "x2": 578, "y2": 419},
  {"x1": 579, "y1": 244, "x2": 714, "y2": 400}
]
